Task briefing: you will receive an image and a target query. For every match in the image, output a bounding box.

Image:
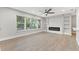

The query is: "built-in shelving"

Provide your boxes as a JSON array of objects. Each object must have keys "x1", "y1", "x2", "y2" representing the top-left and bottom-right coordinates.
[{"x1": 63, "y1": 16, "x2": 71, "y2": 35}]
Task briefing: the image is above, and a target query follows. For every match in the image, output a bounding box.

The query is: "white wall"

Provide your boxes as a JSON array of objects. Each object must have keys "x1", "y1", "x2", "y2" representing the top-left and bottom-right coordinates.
[
  {"x1": 76, "y1": 9, "x2": 79, "y2": 46},
  {"x1": 0, "y1": 7, "x2": 45, "y2": 41},
  {"x1": 71, "y1": 15, "x2": 76, "y2": 28},
  {"x1": 42, "y1": 18, "x2": 47, "y2": 31},
  {"x1": 46, "y1": 15, "x2": 64, "y2": 34}
]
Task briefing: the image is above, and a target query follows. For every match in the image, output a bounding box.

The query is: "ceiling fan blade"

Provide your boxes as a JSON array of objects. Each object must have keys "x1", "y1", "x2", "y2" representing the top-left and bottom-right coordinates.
[
  {"x1": 48, "y1": 12, "x2": 55, "y2": 14},
  {"x1": 48, "y1": 9, "x2": 52, "y2": 12}
]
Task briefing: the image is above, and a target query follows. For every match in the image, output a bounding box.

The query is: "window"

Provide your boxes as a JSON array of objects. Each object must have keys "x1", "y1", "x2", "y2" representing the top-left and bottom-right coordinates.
[
  {"x1": 30, "y1": 18, "x2": 38, "y2": 29},
  {"x1": 17, "y1": 16, "x2": 25, "y2": 30},
  {"x1": 38, "y1": 20, "x2": 41, "y2": 28},
  {"x1": 26, "y1": 17, "x2": 30, "y2": 29},
  {"x1": 16, "y1": 16, "x2": 41, "y2": 31}
]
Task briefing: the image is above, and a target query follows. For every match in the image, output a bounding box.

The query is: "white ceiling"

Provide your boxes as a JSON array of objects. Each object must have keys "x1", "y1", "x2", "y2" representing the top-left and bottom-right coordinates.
[{"x1": 11, "y1": 7, "x2": 76, "y2": 17}]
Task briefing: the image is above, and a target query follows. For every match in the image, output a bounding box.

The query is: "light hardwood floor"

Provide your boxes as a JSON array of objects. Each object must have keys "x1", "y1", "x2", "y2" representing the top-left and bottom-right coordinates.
[{"x1": 0, "y1": 32, "x2": 79, "y2": 51}]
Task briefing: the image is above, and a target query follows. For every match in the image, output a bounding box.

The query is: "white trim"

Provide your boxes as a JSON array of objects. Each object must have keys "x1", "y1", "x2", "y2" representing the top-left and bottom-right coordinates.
[
  {"x1": 0, "y1": 30, "x2": 43, "y2": 41},
  {"x1": 47, "y1": 30, "x2": 63, "y2": 34},
  {"x1": 64, "y1": 32, "x2": 72, "y2": 36}
]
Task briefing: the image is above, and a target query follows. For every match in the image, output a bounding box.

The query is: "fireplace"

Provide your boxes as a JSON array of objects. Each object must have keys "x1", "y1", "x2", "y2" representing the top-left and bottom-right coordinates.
[{"x1": 49, "y1": 27, "x2": 60, "y2": 31}]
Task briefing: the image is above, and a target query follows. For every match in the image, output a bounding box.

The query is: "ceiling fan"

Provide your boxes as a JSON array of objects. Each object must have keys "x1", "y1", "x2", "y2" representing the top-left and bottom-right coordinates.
[{"x1": 40, "y1": 8, "x2": 55, "y2": 16}]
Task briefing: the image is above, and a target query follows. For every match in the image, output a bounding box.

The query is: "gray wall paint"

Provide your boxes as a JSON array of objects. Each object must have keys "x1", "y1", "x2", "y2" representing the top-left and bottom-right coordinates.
[{"x1": 0, "y1": 7, "x2": 45, "y2": 40}]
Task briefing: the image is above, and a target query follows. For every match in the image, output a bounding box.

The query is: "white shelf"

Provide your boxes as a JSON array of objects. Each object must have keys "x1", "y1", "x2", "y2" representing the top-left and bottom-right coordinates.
[{"x1": 63, "y1": 16, "x2": 71, "y2": 35}]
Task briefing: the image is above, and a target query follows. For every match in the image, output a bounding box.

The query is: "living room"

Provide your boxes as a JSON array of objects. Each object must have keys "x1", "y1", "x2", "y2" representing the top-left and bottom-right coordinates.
[{"x1": 0, "y1": 7, "x2": 78, "y2": 51}]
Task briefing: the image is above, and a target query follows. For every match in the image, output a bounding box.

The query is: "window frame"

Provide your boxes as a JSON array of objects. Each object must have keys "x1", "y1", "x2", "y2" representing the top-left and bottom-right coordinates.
[
  {"x1": 16, "y1": 15, "x2": 42, "y2": 31},
  {"x1": 16, "y1": 15, "x2": 25, "y2": 31}
]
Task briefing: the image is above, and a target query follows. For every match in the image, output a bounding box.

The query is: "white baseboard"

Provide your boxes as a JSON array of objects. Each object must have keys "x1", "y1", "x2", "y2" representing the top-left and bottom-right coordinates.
[
  {"x1": 0, "y1": 30, "x2": 43, "y2": 41},
  {"x1": 47, "y1": 30, "x2": 72, "y2": 36},
  {"x1": 47, "y1": 30, "x2": 63, "y2": 34}
]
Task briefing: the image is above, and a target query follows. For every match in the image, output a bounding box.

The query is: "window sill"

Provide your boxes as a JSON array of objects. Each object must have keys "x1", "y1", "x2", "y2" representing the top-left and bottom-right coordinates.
[{"x1": 16, "y1": 28, "x2": 42, "y2": 33}]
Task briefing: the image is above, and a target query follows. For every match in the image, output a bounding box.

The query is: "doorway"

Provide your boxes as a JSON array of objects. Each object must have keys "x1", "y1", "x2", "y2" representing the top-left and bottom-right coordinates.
[{"x1": 71, "y1": 15, "x2": 76, "y2": 36}]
